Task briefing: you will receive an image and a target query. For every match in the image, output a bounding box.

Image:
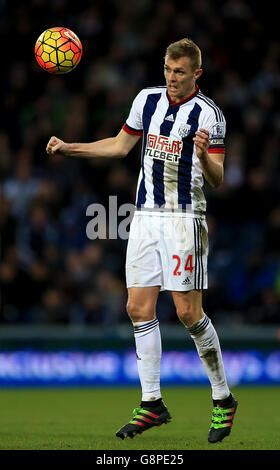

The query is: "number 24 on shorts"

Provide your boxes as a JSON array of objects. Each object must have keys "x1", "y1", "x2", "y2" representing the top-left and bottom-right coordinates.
[{"x1": 172, "y1": 254, "x2": 193, "y2": 276}]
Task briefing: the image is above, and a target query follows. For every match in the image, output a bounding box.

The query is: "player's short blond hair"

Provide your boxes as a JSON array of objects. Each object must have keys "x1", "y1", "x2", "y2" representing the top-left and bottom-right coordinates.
[{"x1": 165, "y1": 38, "x2": 202, "y2": 71}]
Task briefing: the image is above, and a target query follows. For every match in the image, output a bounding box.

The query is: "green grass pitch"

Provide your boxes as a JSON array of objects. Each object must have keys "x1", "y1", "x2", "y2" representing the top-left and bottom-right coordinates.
[{"x1": 0, "y1": 386, "x2": 279, "y2": 450}]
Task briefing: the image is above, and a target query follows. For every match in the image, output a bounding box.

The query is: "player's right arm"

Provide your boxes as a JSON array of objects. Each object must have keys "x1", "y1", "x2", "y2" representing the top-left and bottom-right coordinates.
[{"x1": 46, "y1": 129, "x2": 141, "y2": 159}]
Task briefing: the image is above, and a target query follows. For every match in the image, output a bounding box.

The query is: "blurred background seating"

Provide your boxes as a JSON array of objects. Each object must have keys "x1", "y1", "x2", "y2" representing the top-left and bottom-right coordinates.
[{"x1": 0, "y1": 0, "x2": 279, "y2": 328}]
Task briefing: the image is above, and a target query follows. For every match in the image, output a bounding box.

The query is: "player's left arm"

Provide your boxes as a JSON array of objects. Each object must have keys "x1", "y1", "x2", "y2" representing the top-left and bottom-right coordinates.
[{"x1": 193, "y1": 128, "x2": 224, "y2": 188}]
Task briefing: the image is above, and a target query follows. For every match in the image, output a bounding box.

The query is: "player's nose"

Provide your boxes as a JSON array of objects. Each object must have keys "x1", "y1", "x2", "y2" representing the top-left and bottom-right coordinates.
[{"x1": 169, "y1": 71, "x2": 176, "y2": 81}]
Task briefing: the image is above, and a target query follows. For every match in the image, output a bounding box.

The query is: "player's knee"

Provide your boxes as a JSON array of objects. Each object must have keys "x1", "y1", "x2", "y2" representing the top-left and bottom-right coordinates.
[
  {"x1": 126, "y1": 300, "x2": 154, "y2": 323},
  {"x1": 176, "y1": 303, "x2": 203, "y2": 327}
]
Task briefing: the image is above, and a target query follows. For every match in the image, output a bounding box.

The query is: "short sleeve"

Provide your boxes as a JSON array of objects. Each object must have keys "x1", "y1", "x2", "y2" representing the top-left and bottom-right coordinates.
[{"x1": 122, "y1": 90, "x2": 144, "y2": 136}]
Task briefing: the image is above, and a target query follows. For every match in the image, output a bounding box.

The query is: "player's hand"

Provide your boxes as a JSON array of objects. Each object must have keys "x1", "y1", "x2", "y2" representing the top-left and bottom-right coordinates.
[
  {"x1": 46, "y1": 136, "x2": 68, "y2": 156},
  {"x1": 193, "y1": 129, "x2": 209, "y2": 159}
]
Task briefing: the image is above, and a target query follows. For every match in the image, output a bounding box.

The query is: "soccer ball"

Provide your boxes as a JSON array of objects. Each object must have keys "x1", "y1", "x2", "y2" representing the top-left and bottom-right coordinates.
[{"x1": 34, "y1": 27, "x2": 82, "y2": 74}]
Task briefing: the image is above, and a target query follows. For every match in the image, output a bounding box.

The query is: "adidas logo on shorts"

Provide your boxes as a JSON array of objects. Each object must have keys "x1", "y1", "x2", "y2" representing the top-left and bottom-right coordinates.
[{"x1": 182, "y1": 277, "x2": 191, "y2": 286}]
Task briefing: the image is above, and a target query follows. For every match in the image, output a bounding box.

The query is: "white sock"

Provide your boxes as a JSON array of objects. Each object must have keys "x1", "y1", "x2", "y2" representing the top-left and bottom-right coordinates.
[
  {"x1": 187, "y1": 315, "x2": 230, "y2": 400},
  {"x1": 133, "y1": 318, "x2": 162, "y2": 402}
]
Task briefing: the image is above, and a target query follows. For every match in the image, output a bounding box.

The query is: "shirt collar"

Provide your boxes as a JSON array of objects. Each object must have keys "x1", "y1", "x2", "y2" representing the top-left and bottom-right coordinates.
[{"x1": 167, "y1": 84, "x2": 199, "y2": 106}]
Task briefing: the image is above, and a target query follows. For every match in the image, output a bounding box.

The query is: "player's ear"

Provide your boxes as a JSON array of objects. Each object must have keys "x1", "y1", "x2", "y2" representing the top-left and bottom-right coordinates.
[{"x1": 194, "y1": 69, "x2": 203, "y2": 80}]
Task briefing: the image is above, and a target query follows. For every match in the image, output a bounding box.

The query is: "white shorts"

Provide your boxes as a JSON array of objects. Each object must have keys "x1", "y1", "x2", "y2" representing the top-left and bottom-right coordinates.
[{"x1": 125, "y1": 211, "x2": 208, "y2": 292}]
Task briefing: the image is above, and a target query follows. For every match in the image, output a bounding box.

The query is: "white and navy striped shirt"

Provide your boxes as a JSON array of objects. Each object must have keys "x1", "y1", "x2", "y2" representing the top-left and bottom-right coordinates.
[{"x1": 123, "y1": 85, "x2": 226, "y2": 213}]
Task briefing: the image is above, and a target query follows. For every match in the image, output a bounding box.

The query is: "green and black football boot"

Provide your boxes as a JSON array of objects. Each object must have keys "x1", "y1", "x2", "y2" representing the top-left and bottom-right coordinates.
[
  {"x1": 116, "y1": 399, "x2": 171, "y2": 440},
  {"x1": 208, "y1": 393, "x2": 238, "y2": 443}
]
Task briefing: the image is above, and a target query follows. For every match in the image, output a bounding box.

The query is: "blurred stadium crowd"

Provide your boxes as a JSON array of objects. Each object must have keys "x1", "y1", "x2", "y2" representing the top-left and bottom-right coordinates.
[{"x1": 0, "y1": 0, "x2": 279, "y2": 327}]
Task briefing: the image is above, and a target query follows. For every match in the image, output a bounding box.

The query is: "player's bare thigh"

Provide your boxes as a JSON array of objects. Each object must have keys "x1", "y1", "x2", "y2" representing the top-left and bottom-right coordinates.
[
  {"x1": 126, "y1": 286, "x2": 161, "y2": 323},
  {"x1": 172, "y1": 289, "x2": 204, "y2": 328}
]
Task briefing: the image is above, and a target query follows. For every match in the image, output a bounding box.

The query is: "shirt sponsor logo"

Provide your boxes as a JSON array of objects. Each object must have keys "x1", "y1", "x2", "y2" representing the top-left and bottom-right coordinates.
[{"x1": 145, "y1": 133, "x2": 183, "y2": 163}]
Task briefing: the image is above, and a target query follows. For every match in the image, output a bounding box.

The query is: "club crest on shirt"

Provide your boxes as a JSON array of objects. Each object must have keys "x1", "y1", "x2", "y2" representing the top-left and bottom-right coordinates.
[{"x1": 178, "y1": 123, "x2": 191, "y2": 138}]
